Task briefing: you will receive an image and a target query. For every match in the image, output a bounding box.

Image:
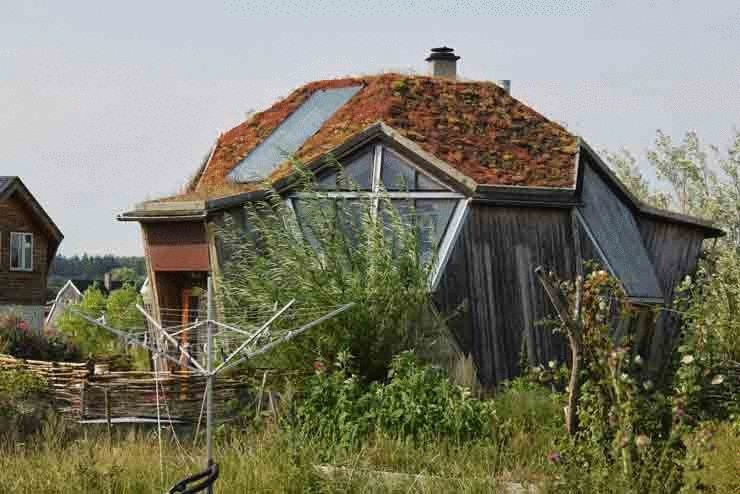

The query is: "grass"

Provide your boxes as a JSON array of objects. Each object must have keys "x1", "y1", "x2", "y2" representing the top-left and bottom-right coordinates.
[
  {"x1": 0, "y1": 407, "x2": 561, "y2": 494},
  {"x1": 0, "y1": 429, "x2": 556, "y2": 493}
]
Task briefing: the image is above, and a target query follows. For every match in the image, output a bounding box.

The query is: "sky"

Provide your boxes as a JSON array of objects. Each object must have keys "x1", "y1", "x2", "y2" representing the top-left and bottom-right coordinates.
[{"x1": 1, "y1": 0, "x2": 739, "y2": 256}]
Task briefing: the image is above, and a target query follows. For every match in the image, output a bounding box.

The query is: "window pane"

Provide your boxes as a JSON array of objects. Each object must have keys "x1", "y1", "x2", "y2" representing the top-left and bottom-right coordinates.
[
  {"x1": 415, "y1": 200, "x2": 456, "y2": 264},
  {"x1": 10, "y1": 234, "x2": 20, "y2": 268},
  {"x1": 416, "y1": 172, "x2": 446, "y2": 191},
  {"x1": 293, "y1": 198, "x2": 370, "y2": 252},
  {"x1": 340, "y1": 151, "x2": 373, "y2": 190},
  {"x1": 336, "y1": 199, "x2": 370, "y2": 248},
  {"x1": 381, "y1": 148, "x2": 446, "y2": 191},
  {"x1": 23, "y1": 234, "x2": 32, "y2": 270},
  {"x1": 381, "y1": 199, "x2": 457, "y2": 265},
  {"x1": 381, "y1": 149, "x2": 415, "y2": 191}
]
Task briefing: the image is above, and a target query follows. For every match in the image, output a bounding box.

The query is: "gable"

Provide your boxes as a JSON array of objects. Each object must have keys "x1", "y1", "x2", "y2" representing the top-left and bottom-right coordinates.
[{"x1": 577, "y1": 163, "x2": 663, "y2": 302}]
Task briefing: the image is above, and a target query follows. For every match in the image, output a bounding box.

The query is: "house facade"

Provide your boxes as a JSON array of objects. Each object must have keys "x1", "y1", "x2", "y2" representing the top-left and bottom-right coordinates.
[
  {"x1": 119, "y1": 49, "x2": 722, "y2": 386},
  {"x1": 0, "y1": 176, "x2": 63, "y2": 331}
]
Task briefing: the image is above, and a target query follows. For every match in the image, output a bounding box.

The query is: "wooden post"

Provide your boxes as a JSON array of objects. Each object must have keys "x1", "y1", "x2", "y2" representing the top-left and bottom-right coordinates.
[
  {"x1": 79, "y1": 381, "x2": 87, "y2": 420},
  {"x1": 104, "y1": 387, "x2": 112, "y2": 437},
  {"x1": 255, "y1": 371, "x2": 268, "y2": 419}
]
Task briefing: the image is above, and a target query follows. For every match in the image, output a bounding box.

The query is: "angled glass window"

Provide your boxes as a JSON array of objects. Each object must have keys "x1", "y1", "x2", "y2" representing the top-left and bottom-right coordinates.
[
  {"x1": 317, "y1": 150, "x2": 373, "y2": 191},
  {"x1": 228, "y1": 86, "x2": 362, "y2": 182},
  {"x1": 381, "y1": 149, "x2": 446, "y2": 191},
  {"x1": 291, "y1": 143, "x2": 467, "y2": 288},
  {"x1": 381, "y1": 199, "x2": 457, "y2": 266},
  {"x1": 579, "y1": 164, "x2": 663, "y2": 301}
]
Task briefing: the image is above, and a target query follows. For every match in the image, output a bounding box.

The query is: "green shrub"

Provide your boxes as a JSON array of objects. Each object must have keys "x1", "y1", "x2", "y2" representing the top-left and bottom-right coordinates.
[
  {"x1": 295, "y1": 351, "x2": 494, "y2": 444},
  {"x1": 218, "y1": 163, "x2": 448, "y2": 381},
  {"x1": 0, "y1": 368, "x2": 51, "y2": 441},
  {"x1": 0, "y1": 312, "x2": 81, "y2": 362}
]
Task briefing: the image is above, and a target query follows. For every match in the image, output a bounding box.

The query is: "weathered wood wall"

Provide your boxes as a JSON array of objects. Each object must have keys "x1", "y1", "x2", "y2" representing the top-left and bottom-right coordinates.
[
  {"x1": 434, "y1": 205, "x2": 574, "y2": 387},
  {"x1": 637, "y1": 217, "x2": 707, "y2": 372}
]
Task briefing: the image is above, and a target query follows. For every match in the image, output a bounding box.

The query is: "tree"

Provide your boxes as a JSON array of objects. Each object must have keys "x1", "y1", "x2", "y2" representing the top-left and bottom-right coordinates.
[
  {"x1": 607, "y1": 128, "x2": 740, "y2": 248},
  {"x1": 605, "y1": 149, "x2": 670, "y2": 209},
  {"x1": 56, "y1": 284, "x2": 144, "y2": 358},
  {"x1": 56, "y1": 285, "x2": 111, "y2": 357}
]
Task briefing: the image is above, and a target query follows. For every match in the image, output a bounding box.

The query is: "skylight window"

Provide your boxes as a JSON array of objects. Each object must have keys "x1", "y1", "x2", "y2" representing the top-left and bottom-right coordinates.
[{"x1": 228, "y1": 86, "x2": 362, "y2": 182}]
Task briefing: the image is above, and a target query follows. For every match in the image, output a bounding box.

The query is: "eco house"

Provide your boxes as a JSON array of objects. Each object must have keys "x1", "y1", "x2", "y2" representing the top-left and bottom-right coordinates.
[{"x1": 119, "y1": 48, "x2": 722, "y2": 386}]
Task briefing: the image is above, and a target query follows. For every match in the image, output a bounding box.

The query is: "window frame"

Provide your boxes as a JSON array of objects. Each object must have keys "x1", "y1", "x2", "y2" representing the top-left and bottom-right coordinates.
[
  {"x1": 10, "y1": 232, "x2": 33, "y2": 272},
  {"x1": 288, "y1": 144, "x2": 469, "y2": 289}
]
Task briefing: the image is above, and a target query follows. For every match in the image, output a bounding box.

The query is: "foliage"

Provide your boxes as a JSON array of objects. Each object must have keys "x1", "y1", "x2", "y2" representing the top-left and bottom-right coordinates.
[
  {"x1": 605, "y1": 149, "x2": 670, "y2": 209},
  {"x1": 50, "y1": 254, "x2": 146, "y2": 282},
  {"x1": 0, "y1": 312, "x2": 81, "y2": 362},
  {"x1": 0, "y1": 368, "x2": 50, "y2": 442},
  {"x1": 607, "y1": 128, "x2": 740, "y2": 248},
  {"x1": 56, "y1": 284, "x2": 145, "y2": 360},
  {"x1": 218, "y1": 161, "x2": 447, "y2": 381},
  {"x1": 542, "y1": 267, "x2": 689, "y2": 493},
  {"x1": 680, "y1": 420, "x2": 740, "y2": 494},
  {"x1": 110, "y1": 267, "x2": 143, "y2": 286},
  {"x1": 295, "y1": 351, "x2": 495, "y2": 444}
]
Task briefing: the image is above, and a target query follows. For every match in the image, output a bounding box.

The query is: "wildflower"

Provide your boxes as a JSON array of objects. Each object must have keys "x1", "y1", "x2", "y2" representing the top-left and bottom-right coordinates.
[
  {"x1": 635, "y1": 435, "x2": 652, "y2": 448},
  {"x1": 675, "y1": 408, "x2": 686, "y2": 419},
  {"x1": 620, "y1": 373, "x2": 629, "y2": 382},
  {"x1": 547, "y1": 451, "x2": 561, "y2": 464},
  {"x1": 711, "y1": 375, "x2": 724, "y2": 385},
  {"x1": 548, "y1": 360, "x2": 557, "y2": 369},
  {"x1": 312, "y1": 361, "x2": 325, "y2": 373},
  {"x1": 633, "y1": 355, "x2": 643, "y2": 366},
  {"x1": 642, "y1": 380, "x2": 654, "y2": 391},
  {"x1": 681, "y1": 355, "x2": 695, "y2": 365}
]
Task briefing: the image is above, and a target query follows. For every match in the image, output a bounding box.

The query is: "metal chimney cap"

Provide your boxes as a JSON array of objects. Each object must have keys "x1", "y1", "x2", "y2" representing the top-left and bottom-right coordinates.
[{"x1": 426, "y1": 46, "x2": 460, "y2": 62}]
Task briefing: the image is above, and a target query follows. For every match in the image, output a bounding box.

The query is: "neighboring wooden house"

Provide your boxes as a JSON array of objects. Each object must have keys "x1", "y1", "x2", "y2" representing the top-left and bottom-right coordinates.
[
  {"x1": 119, "y1": 48, "x2": 722, "y2": 386},
  {"x1": 0, "y1": 176, "x2": 63, "y2": 330}
]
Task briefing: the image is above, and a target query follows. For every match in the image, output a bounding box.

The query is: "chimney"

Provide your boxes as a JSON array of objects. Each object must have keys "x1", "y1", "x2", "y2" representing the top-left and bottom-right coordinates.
[
  {"x1": 426, "y1": 46, "x2": 460, "y2": 79},
  {"x1": 498, "y1": 80, "x2": 511, "y2": 94},
  {"x1": 104, "y1": 271, "x2": 112, "y2": 292}
]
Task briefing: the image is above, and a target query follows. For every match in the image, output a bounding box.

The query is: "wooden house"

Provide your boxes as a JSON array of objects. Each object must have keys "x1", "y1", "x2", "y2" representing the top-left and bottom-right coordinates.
[
  {"x1": 0, "y1": 176, "x2": 63, "y2": 330},
  {"x1": 119, "y1": 48, "x2": 722, "y2": 386}
]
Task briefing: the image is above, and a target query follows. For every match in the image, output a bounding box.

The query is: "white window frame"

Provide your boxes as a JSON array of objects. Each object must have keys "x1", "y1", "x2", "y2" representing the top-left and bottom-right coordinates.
[
  {"x1": 288, "y1": 144, "x2": 469, "y2": 289},
  {"x1": 10, "y1": 232, "x2": 33, "y2": 272}
]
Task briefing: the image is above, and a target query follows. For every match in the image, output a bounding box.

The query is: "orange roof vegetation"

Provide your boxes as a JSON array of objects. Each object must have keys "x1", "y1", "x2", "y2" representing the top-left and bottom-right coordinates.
[{"x1": 188, "y1": 73, "x2": 578, "y2": 197}]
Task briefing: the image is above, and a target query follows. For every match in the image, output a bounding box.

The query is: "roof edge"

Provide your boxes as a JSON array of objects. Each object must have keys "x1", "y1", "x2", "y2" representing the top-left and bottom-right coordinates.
[
  {"x1": 0, "y1": 177, "x2": 64, "y2": 243},
  {"x1": 579, "y1": 141, "x2": 724, "y2": 238}
]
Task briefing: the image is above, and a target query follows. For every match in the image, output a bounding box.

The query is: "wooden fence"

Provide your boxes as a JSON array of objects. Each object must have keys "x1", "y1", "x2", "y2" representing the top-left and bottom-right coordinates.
[{"x1": 0, "y1": 354, "x2": 307, "y2": 423}]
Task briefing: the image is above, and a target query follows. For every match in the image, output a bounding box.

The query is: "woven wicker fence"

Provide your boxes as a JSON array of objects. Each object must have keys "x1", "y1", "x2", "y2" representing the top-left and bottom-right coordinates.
[{"x1": 0, "y1": 354, "x2": 307, "y2": 423}]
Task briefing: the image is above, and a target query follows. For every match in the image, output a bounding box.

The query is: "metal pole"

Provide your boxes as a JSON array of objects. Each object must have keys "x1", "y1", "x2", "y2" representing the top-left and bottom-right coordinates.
[{"x1": 206, "y1": 276, "x2": 215, "y2": 494}]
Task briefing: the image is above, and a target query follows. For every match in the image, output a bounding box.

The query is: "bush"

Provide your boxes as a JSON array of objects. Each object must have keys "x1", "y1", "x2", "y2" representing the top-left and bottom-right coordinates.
[
  {"x1": 0, "y1": 312, "x2": 81, "y2": 362},
  {"x1": 218, "y1": 164, "x2": 448, "y2": 381},
  {"x1": 0, "y1": 368, "x2": 51, "y2": 441},
  {"x1": 295, "y1": 351, "x2": 494, "y2": 444}
]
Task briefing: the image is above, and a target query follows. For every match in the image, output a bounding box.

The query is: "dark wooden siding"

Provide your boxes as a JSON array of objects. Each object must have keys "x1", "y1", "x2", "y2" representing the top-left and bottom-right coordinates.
[
  {"x1": 434, "y1": 205, "x2": 574, "y2": 387},
  {"x1": 637, "y1": 217, "x2": 706, "y2": 371}
]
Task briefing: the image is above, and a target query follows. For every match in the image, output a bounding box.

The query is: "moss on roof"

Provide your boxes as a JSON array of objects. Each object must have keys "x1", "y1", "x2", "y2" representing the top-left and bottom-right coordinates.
[{"x1": 181, "y1": 73, "x2": 578, "y2": 201}]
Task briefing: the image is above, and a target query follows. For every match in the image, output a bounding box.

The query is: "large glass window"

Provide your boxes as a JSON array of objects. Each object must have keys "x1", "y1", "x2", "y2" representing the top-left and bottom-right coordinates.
[
  {"x1": 10, "y1": 232, "x2": 33, "y2": 271},
  {"x1": 293, "y1": 144, "x2": 467, "y2": 286}
]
